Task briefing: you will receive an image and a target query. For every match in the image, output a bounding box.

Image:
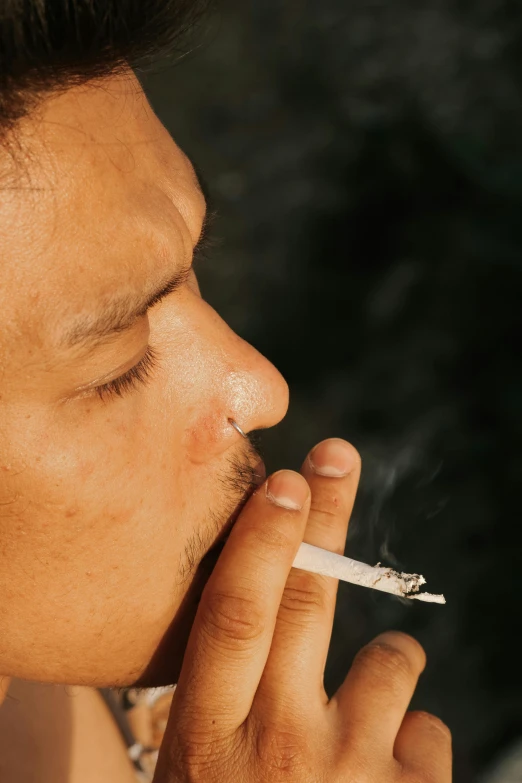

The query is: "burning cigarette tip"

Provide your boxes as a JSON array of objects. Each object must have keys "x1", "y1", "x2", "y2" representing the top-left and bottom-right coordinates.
[{"x1": 292, "y1": 542, "x2": 446, "y2": 606}]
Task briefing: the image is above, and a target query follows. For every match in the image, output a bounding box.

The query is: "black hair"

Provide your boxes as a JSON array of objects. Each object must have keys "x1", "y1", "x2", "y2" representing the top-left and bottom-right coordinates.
[{"x1": 0, "y1": 0, "x2": 210, "y2": 138}]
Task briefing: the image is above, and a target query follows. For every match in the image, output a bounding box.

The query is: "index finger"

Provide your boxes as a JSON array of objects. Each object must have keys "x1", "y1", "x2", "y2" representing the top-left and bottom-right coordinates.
[{"x1": 172, "y1": 469, "x2": 311, "y2": 735}]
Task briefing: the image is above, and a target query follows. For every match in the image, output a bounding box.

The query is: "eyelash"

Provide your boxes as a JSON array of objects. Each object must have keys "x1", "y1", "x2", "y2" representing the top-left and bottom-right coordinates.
[
  {"x1": 94, "y1": 345, "x2": 159, "y2": 402},
  {"x1": 92, "y1": 211, "x2": 217, "y2": 403}
]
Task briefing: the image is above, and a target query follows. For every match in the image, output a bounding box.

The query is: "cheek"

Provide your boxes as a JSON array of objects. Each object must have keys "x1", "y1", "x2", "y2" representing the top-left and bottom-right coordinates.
[
  {"x1": 0, "y1": 404, "x2": 187, "y2": 609},
  {"x1": 16, "y1": 400, "x2": 171, "y2": 492},
  {"x1": 0, "y1": 401, "x2": 215, "y2": 682}
]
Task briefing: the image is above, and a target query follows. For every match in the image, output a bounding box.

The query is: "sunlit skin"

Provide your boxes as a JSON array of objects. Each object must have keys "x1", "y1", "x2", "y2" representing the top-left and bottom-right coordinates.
[
  {"x1": 0, "y1": 67, "x2": 289, "y2": 688},
  {"x1": 0, "y1": 64, "x2": 453, "y2": 783}
]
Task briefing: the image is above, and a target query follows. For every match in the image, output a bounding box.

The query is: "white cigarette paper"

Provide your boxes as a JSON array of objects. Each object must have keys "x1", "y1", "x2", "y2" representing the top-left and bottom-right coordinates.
[{"x1": 292, "y1": 542, "x2": 446, "y2": 604}]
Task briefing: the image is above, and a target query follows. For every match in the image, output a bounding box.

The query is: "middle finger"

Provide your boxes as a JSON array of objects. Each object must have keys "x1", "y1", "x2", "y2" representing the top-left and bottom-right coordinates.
[{"x1": 254, "y1": 438, "x2": 361, "y2": 716}]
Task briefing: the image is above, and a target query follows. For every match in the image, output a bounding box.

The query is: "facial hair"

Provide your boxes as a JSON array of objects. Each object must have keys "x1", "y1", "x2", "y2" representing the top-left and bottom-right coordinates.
[
  {"x1": 178, "y1": 430, "x2": 265, "y2": 584},
  {"x1": 130, "y1": 431, "x2": 266, "y2": 688}
]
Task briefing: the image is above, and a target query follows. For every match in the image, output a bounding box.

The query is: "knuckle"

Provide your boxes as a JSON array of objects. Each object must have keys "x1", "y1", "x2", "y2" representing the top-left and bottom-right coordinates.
[
  {"x1": 160, "y1": 733, "x2": 213, "y2": 782},
  {"x1": 174, "y1": 731, "x2": 240, "y2": 782},
  {"x1": 250, "y1": 519, "x2": 296, "y2": 554},
  {"x1": 409, "y1": 710, "x2": 452, "y2": 741},
  {"x1": 255, "y1": 724, "x2": 307, "y2": 777},
  {"x1": 176, "y1": 739, "x2": 216, "y2": 779},
  {"x1": 309, "y1": 497, "x2": 342, "y2": 522},
  {"x1": 354, "y1": 641, "x2": 417, "y2": 686},
  {"x1": 201, "y1": 589, "x2": 266, "y2": 648},
  {"x1": 279, "y1": 572, "x2": 330, "y2": 621}
]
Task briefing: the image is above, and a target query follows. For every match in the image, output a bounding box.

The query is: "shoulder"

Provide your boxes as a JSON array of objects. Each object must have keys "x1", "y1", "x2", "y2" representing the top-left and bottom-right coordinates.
[{"x1": 0, "y1": 678, "x2": 137, "y2": 783}]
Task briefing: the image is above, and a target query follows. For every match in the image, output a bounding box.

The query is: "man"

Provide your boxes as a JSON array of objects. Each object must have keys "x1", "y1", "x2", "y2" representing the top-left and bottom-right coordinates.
[{"x1": 0, "y1": 2, "x2": 452, "y2": 781}]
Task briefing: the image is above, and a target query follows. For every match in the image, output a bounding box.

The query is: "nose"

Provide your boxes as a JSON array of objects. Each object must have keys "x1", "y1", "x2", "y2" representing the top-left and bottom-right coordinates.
[{"x1": 178, "y1": 296, "x2": 289, "y2": 463}]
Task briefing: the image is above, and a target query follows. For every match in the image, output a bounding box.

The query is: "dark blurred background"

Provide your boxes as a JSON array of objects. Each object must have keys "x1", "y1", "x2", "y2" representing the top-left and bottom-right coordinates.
[{"x1": 140, "y1": 2, "x2": 522, "y2": 780}]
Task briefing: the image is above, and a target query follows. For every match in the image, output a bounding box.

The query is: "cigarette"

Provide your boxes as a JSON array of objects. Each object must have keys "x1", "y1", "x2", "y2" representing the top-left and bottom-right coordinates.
[{"x1": 292, "y1": 542, "x2": 446, "y2": 604}]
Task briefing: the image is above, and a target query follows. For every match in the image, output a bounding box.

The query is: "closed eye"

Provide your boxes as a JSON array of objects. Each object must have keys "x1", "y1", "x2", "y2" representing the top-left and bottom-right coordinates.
[
  {"x1": 93, "y1": 345, "x2": 159, "y2": 402},
  {"x1": 90, "y1": 211, "x2": 218, "y2": 403}
]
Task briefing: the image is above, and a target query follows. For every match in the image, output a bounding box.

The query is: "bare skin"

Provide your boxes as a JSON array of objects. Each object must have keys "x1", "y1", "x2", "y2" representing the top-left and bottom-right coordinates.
[
  {"x1": 0, "y1": 679, "x2": 135, "y2": 783},
  {"x1": 154, "y1": 442, "x2": 452, "y2": 782},
  {"x1": 0, "y1": 68, "x2": 288, "y2": 688},
  {"x1": 0, "y1": 69, "x2": 451, "y2": 780}
]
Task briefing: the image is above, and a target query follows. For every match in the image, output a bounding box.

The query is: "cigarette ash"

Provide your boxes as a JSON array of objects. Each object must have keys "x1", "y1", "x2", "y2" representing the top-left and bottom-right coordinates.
[
  {"x1": 372, "y1": 565, "x2": 426, "y2": 595},
  {"x1": 369, "y1": 565, "x2": 445, "y2": 604}
]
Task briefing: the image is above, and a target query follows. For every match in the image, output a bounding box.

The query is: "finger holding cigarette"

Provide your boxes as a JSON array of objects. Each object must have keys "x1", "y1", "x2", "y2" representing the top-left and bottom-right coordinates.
[
  {"x1": 290, "y1": 438, "x2": 445, "y2": 605},
  {"x1": 257, "y1": 438, "x2": 444, "y2": 720},
  {"x1": 256, "y1": 439, "x2": 362, "y2": 709},
  {"x1": 157, "y1": 438, "x2": 452, "y2": 783}
]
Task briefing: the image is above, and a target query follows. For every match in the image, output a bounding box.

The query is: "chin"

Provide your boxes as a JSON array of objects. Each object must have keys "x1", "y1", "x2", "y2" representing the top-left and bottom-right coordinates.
[
  {"x1": 129, "y1": 462, "x2": 264, "y2": 688},
  {"x1": 131, "y1": 542, "x2": 224, "y2": 688},
  {"x1": 130, "y1": 519, "x2": 236, "y2": 688}
]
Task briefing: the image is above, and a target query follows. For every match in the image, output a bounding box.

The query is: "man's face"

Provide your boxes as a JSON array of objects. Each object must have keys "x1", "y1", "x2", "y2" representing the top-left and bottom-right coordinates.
[{"x1": 0, "y1": 70, "x2": 288, "y2": 688}]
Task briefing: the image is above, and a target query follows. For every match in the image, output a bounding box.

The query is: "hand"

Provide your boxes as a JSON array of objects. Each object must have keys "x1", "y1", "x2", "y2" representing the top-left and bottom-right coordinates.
[{"x1": 154, "y1": 438, "x2": 452, "y2": 782}]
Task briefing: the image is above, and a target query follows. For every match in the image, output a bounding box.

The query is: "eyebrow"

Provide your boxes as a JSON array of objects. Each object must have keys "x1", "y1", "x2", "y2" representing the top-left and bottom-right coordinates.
[{"x1": 60, "y1": 204, "x2": 211, "y2": 353}]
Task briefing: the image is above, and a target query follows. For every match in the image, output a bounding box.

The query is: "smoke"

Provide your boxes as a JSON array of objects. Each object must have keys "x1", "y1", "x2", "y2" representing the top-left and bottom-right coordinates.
[{"x1": 350, "y1": 441, "x2": 445, "y2": 573}]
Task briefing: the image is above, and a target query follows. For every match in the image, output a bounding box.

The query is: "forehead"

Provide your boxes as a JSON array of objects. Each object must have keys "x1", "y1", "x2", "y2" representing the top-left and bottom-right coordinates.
[{"x1": 0, "y1": 71, "x2": 205, "y2": 355}]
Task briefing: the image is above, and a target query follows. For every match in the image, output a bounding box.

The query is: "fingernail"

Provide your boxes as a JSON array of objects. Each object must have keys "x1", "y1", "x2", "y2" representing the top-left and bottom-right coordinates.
[
  {"x1": 266, "y1": 470, "x2": 309, "y2": 510},
  {"x1": 309, "y1": 439, "x2": 356, "y2": 478}
]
